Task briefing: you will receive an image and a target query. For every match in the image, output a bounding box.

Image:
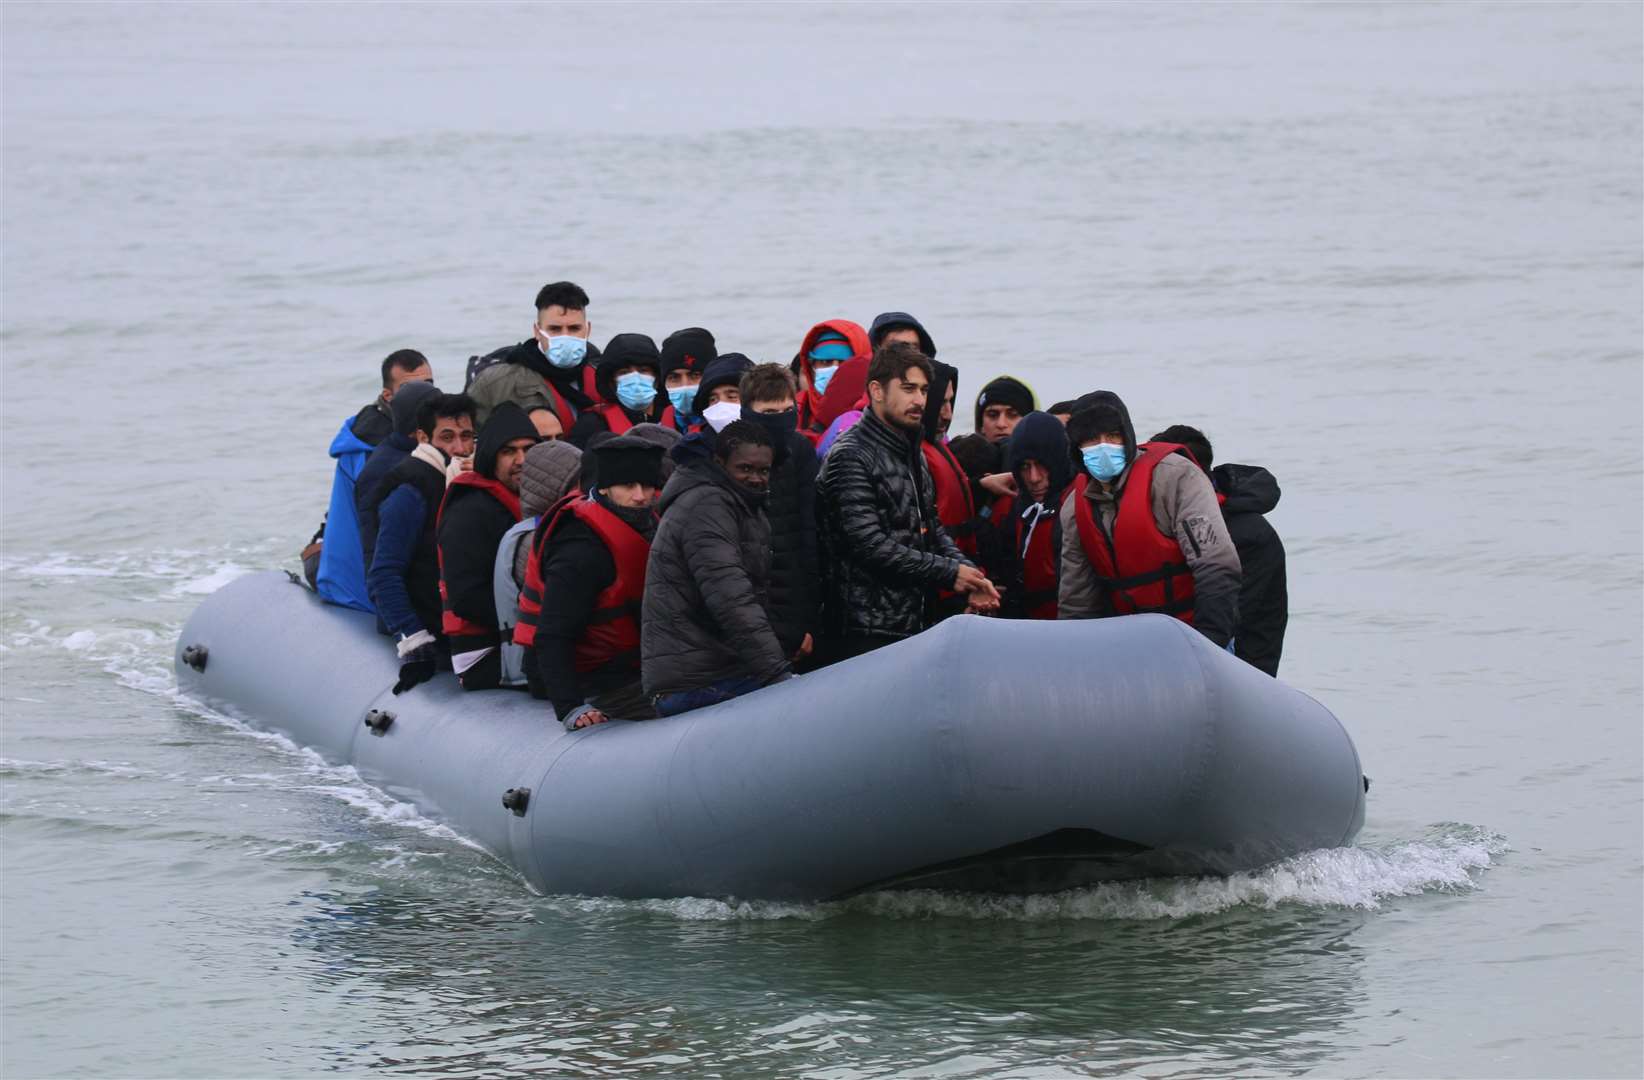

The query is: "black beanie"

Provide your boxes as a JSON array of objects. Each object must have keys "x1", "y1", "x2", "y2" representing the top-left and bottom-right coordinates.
[
  {"x1": 474, "y1": 402, "x2": 539, "y2": 479},
  {"x1": 389, "y1": 380, "x2": 441, "y2": 438},
  {"x1": 580, "y1": 431, "x2": 616, "y2": 490},
  {"x1": 973, "y1": 376, "x2": 1036, "y2": 434},
  {"x1": 660, "y1": 328, "x2": 716, "y2": 379},
  {"x1": 692, "y1": 352, "x2": 755, "y2": 415},
  {"x1": 590, "y1": 434, "x2": 664, "y2": 489}
]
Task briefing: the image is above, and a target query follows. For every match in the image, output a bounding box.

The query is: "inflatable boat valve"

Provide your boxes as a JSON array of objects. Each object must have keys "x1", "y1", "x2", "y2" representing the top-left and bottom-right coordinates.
[
  {"x1": 363, "y1": 709, "x2": 396, "y2": 736},
  {"x1": 502, "y1": 787, "x2": 530, "y2": 816},
  {"x1": 181, "y1": 645, "x2": 208, "y2": 672}
]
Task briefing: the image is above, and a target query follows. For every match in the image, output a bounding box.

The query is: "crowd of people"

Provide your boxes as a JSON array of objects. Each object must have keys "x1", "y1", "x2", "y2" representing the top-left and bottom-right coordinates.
[{"x1": 303, "y1": 281, "x2": 1289, "y2": 729}]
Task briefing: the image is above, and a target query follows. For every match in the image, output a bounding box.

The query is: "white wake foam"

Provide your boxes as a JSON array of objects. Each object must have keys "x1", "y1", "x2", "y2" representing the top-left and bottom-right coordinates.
[{"x1": 541, "y1": 825, "x2": 1509, "y2": 923}]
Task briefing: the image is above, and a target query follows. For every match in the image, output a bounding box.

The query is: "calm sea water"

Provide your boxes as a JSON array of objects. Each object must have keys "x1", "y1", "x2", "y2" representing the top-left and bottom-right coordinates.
[{"x1": 3, "y1": 3, "x2": 1640, "y2": 1077}]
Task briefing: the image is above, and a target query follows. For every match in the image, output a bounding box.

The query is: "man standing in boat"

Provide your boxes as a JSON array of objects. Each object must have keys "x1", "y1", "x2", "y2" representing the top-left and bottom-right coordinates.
[
  {"x1": 1058, "y1": 395, "x2": 1241, "y2": 646},
  {"x1": 815, "y1": 341, "x2": 1000, "y2": 664},
  {"x1": 468, "y1": 281, "x2": 601, "y2": 429}
]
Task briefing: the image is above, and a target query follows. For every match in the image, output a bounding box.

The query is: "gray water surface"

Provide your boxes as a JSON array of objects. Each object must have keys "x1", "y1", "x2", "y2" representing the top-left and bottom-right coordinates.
[{"x1": 3, "y1": 3, "x2": 1640, "y2": 1077}]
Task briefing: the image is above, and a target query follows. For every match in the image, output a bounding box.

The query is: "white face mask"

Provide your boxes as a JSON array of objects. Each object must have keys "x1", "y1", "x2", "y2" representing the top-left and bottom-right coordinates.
[{"x1": 702, "y1": 400, "x2": 741, "y2": 433}]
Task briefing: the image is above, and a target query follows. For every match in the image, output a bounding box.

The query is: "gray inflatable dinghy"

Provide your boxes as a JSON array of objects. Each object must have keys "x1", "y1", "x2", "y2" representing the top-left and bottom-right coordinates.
[{"x1": 174, "y1": 571, "x2": 1366, "y2": 900}]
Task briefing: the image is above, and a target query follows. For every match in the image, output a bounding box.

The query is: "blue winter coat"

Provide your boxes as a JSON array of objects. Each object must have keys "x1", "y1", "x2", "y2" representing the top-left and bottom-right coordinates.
[{"x1": 315, "y1": 416, "x2": 377, "y2": 612}]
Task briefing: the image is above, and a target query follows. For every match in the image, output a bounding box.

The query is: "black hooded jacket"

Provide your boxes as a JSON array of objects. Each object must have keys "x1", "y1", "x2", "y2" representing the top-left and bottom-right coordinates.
[
  {"x1": 869, "y1": 312, "x2": 937, "y2": 357},
  {"x1": 815, "y1": 408, "x2": 970, "y2": 641},
  {"x1": 436, "y1": 404, "x2": 537, "y2": 636},
  {"x1": 642, "y1": 451, "x2": 789, "y2": 696},
  {"x1": 986, "y1": 411, "x2": 1071, "y2": 618},
  {"x1": 569, "y1": 334, "x2": 669, "y2": 446},
  {"x1": 1214, "y1": 463, "x2": 1288, "y2": 676},
  {"x1": 735, "y1": 408, "x2": 821, "y2": 654}
]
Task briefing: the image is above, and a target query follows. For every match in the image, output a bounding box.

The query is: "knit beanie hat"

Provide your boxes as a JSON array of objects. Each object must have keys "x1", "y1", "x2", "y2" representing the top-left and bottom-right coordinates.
[
  {"x1": 659, "y1": 328, "x2": 716, "y2": 379},
  {"x1": 518, "y1": 440, "x2": 582, "y2": 518},
  {"x1": 973, "y1": 376, "x2": 1036, "y2": 436},
  {"x1": 389, "y1": 380, "x2": 441, "y2": 439},
  {"x1": 590, "y1": 434, "x2": 664, "y2": 490},
  {"x1": 692, "y1": 352, "x2": 756, "y2": 416},
  {"x1": 808, "y1": 330, "x2": 853, "y2": 363}
]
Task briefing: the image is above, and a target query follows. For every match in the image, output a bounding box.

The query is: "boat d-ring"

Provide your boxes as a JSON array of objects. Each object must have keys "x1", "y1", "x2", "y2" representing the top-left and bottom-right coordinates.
[
  {"x1": 501, "y1": 787, "x2": 531, "y2": 817},
  {"x1": 181, "y1": 645, "x2": 209, "y2": 672},
  {"x1": 363, "y1": 709, "x2": 396, "y2": 736}
]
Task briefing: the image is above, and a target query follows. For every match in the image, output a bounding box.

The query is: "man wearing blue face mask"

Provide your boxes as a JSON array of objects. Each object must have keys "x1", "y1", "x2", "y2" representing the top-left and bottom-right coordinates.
[
  {"x1": 658, "y1": 328, "x2": 715, "y2": 433},
  {"x1": 569, "y1": 334, "x2": 677, "y2": 447},
  {"x1": 468, "y1": 281, "x2": 602, "y2": 430},
  {"x1": 1058, "y1": 393, "x2": 1241, "y2": 648}
]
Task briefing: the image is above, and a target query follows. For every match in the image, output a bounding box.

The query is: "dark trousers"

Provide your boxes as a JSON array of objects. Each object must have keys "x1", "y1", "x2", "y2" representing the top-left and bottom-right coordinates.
[{"x1": 653, "y1": 675, "x2": 765, "y2": 718}]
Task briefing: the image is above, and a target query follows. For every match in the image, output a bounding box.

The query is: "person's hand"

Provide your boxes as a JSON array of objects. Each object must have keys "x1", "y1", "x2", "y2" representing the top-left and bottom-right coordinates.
[
  {"x1": 454, "y1": 456, "x2": 474, "y2": 474},
  {"x1": 966, "y1": 589, "x2": 1002, "y2": 615},
  {"x1": 980, "y1": 472, "x2": 1016, "y2": 498},
  {"x1": 392, "y1": 644, "x2": 438, "y2": 694},
  {"x1": 953, "y1": 563, "x2": 992, "y2": 594},
  {"x1": 565, "y1": 706, "x2": 608, "y2": 730},
  {"x1": 794, "y1": 633, "x2": 814, "y2": 660}
]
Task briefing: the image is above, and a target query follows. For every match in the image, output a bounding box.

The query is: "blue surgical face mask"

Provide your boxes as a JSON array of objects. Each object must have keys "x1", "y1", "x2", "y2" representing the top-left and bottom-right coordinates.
[
  {"x1": 668, "y1": 383, "x2": 699, "y2": 416},
  {"x1": 1082, "y1": 443, "x2": 1128, "y2": 482},
  {"x1": 539, "y1": 333, "x2": 587, "y2": 369},
  {"x1": 812, "y1": 364, "x2": 837, "y2": 397},
  {"x1": 615, "y1": 371, "x2": 658, "y2": 411}
]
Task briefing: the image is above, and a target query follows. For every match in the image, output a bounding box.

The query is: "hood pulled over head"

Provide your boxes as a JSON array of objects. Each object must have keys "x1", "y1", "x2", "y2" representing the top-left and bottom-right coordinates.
[
  {"x1": 595, "y1": 333, "x2": 662, "y2": 403},
  {"x1": 1006, "y1": 411, "x2": 1072, "y2": 503},
  {"x1": 1066, "y1": 390, "x2": 1138, "y2": 468},
  {"x1": 474, "y1": 402, "x2": 539, "y2": 479},
  {"x1": 868, "y1": 311, "x2": 937, "y2": 357},
  {"x1": 922, "y1": 360, "x2": 959, "y2": 443}
]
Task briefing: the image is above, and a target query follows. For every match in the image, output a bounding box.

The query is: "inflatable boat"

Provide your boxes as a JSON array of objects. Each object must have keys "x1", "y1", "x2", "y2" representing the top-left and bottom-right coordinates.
[{"x1": 174, "y1": 571, "x2": 1366, "y2": 900}]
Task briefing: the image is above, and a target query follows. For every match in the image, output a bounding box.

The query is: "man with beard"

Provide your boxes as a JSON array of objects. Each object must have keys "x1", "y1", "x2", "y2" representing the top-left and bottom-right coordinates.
[
  {"x1": 643, "y1": 421, "x2": 792, "y2": 715},
  {"x1": 468, "y1": 281, "x2": 602, "y2": 429},
  {"x1": 514, "y1": 436, "x2": 665, "y2": 729},
  {"x1": 815, "y1": 342, "x2": 1000, "y2": 664},
  {"x1": 434, "y1": 403, "x2": 539, "y2": 690}
]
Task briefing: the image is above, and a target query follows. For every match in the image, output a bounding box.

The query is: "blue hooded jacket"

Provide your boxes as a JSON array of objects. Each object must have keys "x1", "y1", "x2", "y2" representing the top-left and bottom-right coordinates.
[{"x1": 315, "y1": 416, "x2": 378, "y2": 612}]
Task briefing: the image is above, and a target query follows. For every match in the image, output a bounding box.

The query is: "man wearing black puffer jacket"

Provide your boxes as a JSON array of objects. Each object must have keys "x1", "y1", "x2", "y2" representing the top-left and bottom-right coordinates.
[
  {"x1": 643, "y1": 421, "x2": 792, "y2": 715},
  {"x1": 737, "y1": 363, "x2": 820, "y2": 663},
  {"x1": 815, "y1": 342, "x2": 1000, "y2": 664}
]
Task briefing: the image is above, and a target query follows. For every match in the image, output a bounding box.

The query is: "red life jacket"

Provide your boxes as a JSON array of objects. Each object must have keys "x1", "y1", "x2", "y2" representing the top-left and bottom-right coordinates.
[
  {"x1": 1071, "y1": 442, "x2": 1197, "y2": 624},
  {"x1": 589, "y1": 402, "x2": 677, "y2": 436},
  {"x1": 1013, "y1": 499, "x2": 1060, "y2": 620},
  {"x1": 921, "y1": 440, "x2": 978, "y2": 557},
  {"x1": 513, "y1": 494, "x2": 650, "y2": 676},
  {"x1": 536, "y1": 364, "x2": 604, "y2": 432},
  {"x1": 436, "y1": 473, "x2": 523, "y2": 649}
]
